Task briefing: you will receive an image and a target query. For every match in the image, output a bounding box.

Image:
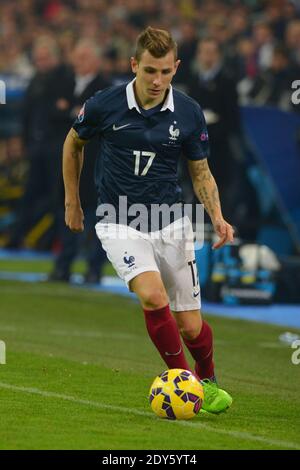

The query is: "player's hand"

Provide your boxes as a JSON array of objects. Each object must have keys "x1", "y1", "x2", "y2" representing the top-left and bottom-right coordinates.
[
  {"x1": 65, "y1": 203, "x2": 84, "y2": 232},
  {"x1": 212, "y1": 218, "x2": 234, "y2": 250}
]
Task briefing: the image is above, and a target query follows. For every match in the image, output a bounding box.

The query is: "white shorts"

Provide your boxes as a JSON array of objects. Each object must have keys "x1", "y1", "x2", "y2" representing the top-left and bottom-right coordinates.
[{"x1": 95, "y1": 216, "x2": 201, "y2": 312}]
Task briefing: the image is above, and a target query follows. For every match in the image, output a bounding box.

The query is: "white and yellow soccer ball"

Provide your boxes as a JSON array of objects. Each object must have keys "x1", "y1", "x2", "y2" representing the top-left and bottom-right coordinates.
[{"x1": 149, "y1": 369, "x2": 204, "y2": 420}]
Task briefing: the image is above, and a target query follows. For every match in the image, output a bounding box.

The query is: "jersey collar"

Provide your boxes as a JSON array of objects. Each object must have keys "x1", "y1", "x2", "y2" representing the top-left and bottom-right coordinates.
[{"x1": 126, "y1": 78, "x2": 174, "y2": 114}]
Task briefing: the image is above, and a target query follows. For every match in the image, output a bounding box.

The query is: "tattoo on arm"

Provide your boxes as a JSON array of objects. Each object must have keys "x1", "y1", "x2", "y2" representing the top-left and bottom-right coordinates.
[
  {"x1": 189, "y1": 159, "x2": 213, "y2": 183},
  {"x1": 212, "y1": 187, "x2": 219, "y2": 206},
  {"x1": 188, "y1": 159, "x2": 221, "y2": 218},
  {"x1": 198, "y1": 186, "x2": 218, "y2": 218}
]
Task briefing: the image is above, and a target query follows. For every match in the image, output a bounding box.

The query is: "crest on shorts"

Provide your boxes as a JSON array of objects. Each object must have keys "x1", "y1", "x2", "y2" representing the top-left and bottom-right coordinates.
[{"x1": 123, "y1": 253, "x2": 135, "y2": 268}]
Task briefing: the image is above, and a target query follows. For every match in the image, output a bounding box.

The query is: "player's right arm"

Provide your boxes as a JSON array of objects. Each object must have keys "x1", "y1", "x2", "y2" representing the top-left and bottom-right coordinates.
[
  {"x1": 63, "y1": 128, "x2": 88, "y2": 232},
  {"x1": 64, "y1": 90, "x2": 104, "y2": 231}
]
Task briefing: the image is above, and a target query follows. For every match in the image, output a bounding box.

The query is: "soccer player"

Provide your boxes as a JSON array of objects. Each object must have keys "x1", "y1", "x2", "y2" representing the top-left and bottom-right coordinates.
[{"x1": 63, "y1": 27, "x2": 234, "y2": 414}]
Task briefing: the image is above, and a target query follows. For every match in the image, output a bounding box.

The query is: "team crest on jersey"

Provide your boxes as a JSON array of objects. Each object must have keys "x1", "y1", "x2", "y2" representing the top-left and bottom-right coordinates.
[
  {"x1": 169, "y1": 121, "x2": 180, "y2": 141},
  {"x1": 77, "y1": 104, "x2": 85, "y2": 123}
]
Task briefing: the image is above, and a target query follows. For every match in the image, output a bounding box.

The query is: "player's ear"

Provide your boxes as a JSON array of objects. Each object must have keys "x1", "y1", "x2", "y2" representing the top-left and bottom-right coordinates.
[
  {"x1": 131, "y1": 57, "x2": 138, "y2": 73},
  {"x1": 174, "y1": 59, "x2": 181, "y2": 74}
]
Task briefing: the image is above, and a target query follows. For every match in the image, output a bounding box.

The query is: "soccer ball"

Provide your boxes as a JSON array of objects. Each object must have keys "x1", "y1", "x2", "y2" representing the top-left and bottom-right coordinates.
[{"x1": 149, "y1": 369, "x2": 204, "y2": 420}]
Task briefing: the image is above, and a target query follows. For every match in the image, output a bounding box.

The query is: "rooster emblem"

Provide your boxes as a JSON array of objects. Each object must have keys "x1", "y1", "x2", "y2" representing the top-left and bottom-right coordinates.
[
  {"x1": 123, "y1": 254, "x2": 135, "y2": 268},
  {"x1": 169, "y1": 122, "x2": 180, "y2": 141}
]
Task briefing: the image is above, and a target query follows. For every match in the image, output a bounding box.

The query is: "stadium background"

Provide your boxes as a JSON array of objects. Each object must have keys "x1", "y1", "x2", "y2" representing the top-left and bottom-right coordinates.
[{"x1": 0, "y1": 0, "x2": 300, "y2": 451}]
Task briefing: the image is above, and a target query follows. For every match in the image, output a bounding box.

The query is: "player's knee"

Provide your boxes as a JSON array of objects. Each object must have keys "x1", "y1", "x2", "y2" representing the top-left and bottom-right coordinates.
[
  {"x1": 179, "y1": 322, "x2": 202, "y2": 341},
  {"x1": 140, "y1": 288, "x2": 168, "y2": 310}
]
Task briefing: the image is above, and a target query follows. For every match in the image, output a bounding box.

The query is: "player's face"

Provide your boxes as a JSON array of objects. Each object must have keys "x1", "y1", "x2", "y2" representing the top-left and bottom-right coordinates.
[{"x1": 131, "y1": 50, "x2": 180, "y2": 107}]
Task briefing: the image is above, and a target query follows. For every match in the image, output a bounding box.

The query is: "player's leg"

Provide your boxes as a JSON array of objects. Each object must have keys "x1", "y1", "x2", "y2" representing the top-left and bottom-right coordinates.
[
  {"x1": 173, "y1": 309, "x2": 215, "y2": 382},
  {"x1": 130, "y1": 271, "x2": 191, "y2": 371},
  {"x1": 171, "y1": 311, "x2": 232, "y2": 414},
  {"x1": 158, "y1": 216, "x2": 215, "y2": 379},
  {"x1": 129, "y1": 271, "x2": 168, "y2": 309},
  {"x1": 95, "y1": 222, "x2": 190, "y2": 370},
  {"x1": 159, "y1": 217, "x2": 232, "y2": 413}
]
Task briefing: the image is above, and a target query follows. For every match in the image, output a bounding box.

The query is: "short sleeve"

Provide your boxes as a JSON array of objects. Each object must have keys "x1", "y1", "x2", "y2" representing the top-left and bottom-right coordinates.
[
  {"x1": 182, "y1": 103, "x2": 210, "y2": 161},
  {"x1": 72, "y1": 93, "x2": 102, "y2": 140}
]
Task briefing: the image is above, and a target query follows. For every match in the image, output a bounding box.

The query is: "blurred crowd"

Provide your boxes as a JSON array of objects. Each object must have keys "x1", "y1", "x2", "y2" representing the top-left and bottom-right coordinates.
[
  {"x1": 0, "y1": 0, "x2": 300, "y2": 271},
  {"x1": 1, "y1": 0, "x2": 300, "y2": 109}
]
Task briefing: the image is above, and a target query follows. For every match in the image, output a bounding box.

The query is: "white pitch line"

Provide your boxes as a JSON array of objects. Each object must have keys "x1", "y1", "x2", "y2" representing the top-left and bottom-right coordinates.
[
  {"x1": 0, "y1": 325, "x2": 139, "y2": 341},
  {"x1": 0, "y1": 382, "x2": 299, "y2": 450},
  {"x1": 0, "y1": 325, "x2": 225, "y2": 344},
  {"x1": 50, "y1": 330, "x2": 138, "y2": 340}
]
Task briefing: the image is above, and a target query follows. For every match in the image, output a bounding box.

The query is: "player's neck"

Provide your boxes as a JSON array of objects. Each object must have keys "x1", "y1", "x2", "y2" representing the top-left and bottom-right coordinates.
[{"x1": 134, "y1": 81, "x2": 168, "y2": 110}]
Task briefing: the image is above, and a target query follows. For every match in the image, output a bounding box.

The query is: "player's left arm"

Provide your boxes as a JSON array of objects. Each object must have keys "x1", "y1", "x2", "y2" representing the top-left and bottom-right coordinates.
[{"x1": 188, "y1": 158, "x2": 234, "y2": 249}]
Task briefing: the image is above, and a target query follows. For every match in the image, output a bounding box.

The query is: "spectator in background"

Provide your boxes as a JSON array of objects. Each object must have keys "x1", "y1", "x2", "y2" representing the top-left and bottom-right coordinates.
[
  {"x1": 49, "y1": 39, "x2": 109, "y2": 283},
  {"x1": 285, "y1": 19, "x2": 300, "y2": 65},
  {"x1": 1, "y1": 0, "x2": 300, "y2": 253},
  {"x1": 206, "y1": 15, "x2": 230, "y2": 47},
  {"x1": 252, "y1": 21, "x2": 276, "y2": 72},
  {"x1": 0, "y1": 136, "x2": 27, "y2": 244},
  {"x1": 185, "y1": 37, "x2": 241, "y2": 221},
  {"x1": 249, "y1": 44, "x2": 300, "y2": 113},
  {"x1": 224, "y1": 6, "x2": 252, "y2": 79},
  {"x1": 234, "y1": 37, "x2": 259, "y2": 105},
  {"x1": 174, "y1": 21, "x2": 199, "y2": 87},
  {"x1": 264, "y1": 2, "x2": 287, "y2": 41},
  {"x1": 228, "y1": 6, "x2": 251, "y2": 45},
  {"x1": 3, "y1": 41, "x2": 34, "y2": 81},
  {"x1": 0, "y1": 40, "x2": 34, "y2": 140},
  {"x1": 236, "y1": 37, "x2": 258, "y2": 82},
  {"x1": 110, "y1": 54, "x2": 133, "y2": 86},
  {"x1": 7, "y1": 37, "x2": 74, "y2": 249},
  {"x1": 283, "y1": 0, "x2": 300, "y2": 23}
]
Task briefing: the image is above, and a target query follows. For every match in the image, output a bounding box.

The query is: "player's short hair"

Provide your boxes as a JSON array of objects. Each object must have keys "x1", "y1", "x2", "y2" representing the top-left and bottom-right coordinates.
[{"x1": 135, "y1": 26, "x2": 177, "y2": 62}]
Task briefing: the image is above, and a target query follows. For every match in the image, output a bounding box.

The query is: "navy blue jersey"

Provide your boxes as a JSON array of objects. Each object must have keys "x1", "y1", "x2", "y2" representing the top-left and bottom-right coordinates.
[{"x1": 73, "y1": 79, "x2": 209, "y2": 227}]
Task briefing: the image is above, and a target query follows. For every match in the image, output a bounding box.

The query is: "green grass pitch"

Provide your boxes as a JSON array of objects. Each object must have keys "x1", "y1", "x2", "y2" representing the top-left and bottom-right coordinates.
[{"x1": 0, "y1": 276, "x2": 300, "y2": 450}]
